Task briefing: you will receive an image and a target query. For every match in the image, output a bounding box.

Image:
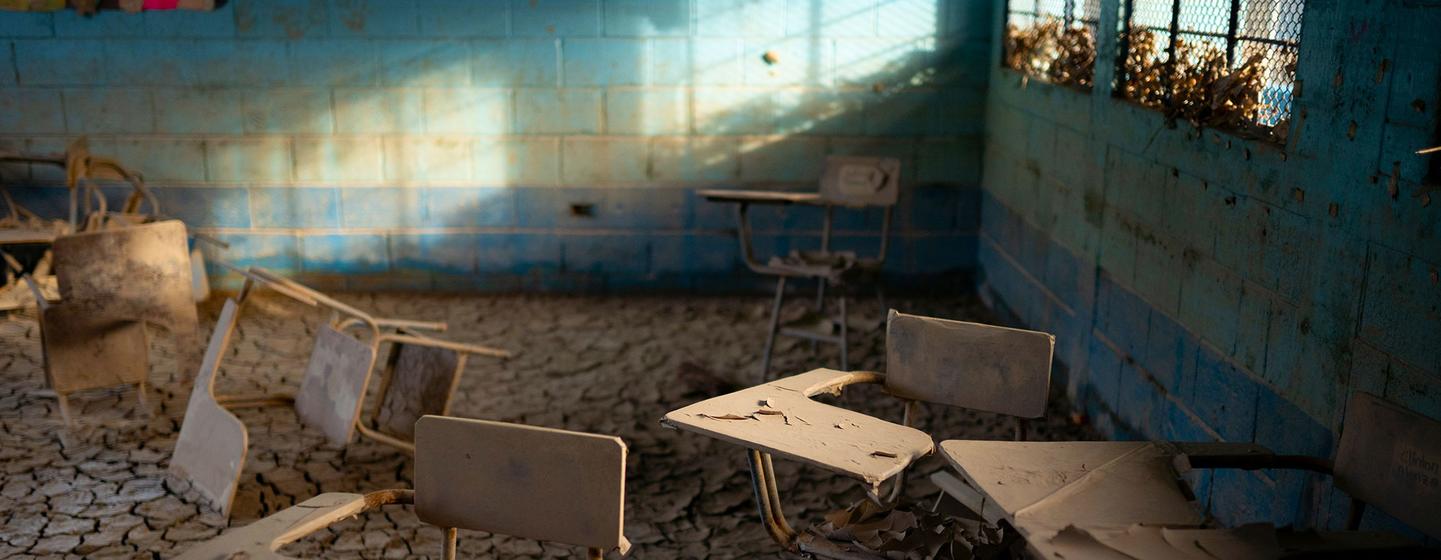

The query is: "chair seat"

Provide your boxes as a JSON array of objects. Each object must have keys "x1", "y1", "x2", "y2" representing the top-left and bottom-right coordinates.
[
  {"x1": 174, "y1": 492, "x2": 408, "y2": 560},
  {"x1": 663, "y1": 368, "x2": 933, "y2": 487}
]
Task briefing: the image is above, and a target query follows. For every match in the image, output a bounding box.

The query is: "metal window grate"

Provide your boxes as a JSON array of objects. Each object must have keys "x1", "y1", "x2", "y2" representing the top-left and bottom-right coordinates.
[
  {"x1": 1003, "y1": 0, "x2": 1103, "y2": 89},
  {"x1": 1115, "y1": 0, "x2": 1304, "y2": 142}
]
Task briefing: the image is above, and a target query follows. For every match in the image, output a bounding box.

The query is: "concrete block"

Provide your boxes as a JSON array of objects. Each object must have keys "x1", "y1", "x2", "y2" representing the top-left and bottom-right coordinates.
[
  {"x1": 562, "y1": 38, "x2": 646, "y2": 85},
  {"x1": 1346, "y1": 339, "x2": 1390, "y2": 399},
  {"x1": 649, "y1": 137, "x2": 740, "y2": 182},
  {"x1": 1193, "y1": 344, "x2": 1258, "y2": 443},
  {"x1": 140, "y1": 9, "x2": 238, "y2": 38},
  {"x1": 562, "y1": 137, "x2": 650, "y2": 185},
  {"x1": 111, "y1": 138, "x2": 208, "y2": 183},
  {"x1": 835, "y1": 37, "x2": 931, "y2": 86},
  {"x1": 1086, "y1": 334, "x2": 1123, "y2": 408},
  {"x1": 917, "y1": 137, "x2": 982, "y2": 186},
  {"x1": 472, "y1": 137, "x2": 561, "y2": 186},
  {"x1": 52, "y1": 9, "x2": 138, "y2": 37},
  {"x1": 877, "y1": 0, "x2": 941, "y2": 37},
  {"x1": 772, "y1": 89, "x2": 867, "y2": 134},
  {"x1": 693, "y1": 88, "x2": 774, "y2": 134},
  {"x1": 382, "y1": 40, "x2": 472, "y2": 86},
  {"x1": 207, "y1": 137, "x2": 293, "y2": 183},
  {"x1": 473, "y1": 39, "x2": 559, "y2": 86},
  {"x1": 1132, "y1": 237, "x2": 1182, "y2": 316},
  {"x1": 604, "y1": 0, "x2": 689, "y2": 36},
  {"x1": 1232, "y1": 283, "x2": 1272, "y2": 374},
  {"x1": 507, "y1": 232, "x2": 563, "y2": 271},
  {"x1": 514, "y1": 186, "x2": 684, "y2": 230},
  {"x1": 1098, "y1": 274, "x2": 1151, "y2": 360},
  {"x1": 651, "y1": 38, "x2": 743, "y2": 85},
  {"x1": 340, "y1": 187, "x2": 425, "y2": 228},
  {"x1": 293, "y1": 137, "x2": 384, "y2": 183},
  {"x1": 743, "y1": 38, "x2": 833, "y2": 86},
  {"x1": 739, "y1": 137, "x2": 826, "y2": 182},
  {"x1": 1179, "y1": 256, "x2": 1242, "y2": 355},
  {"x1": 606, "y1": 89, "x2": 689, "y2": 135},
  {"x1": 61, "y1": 88, "x2": 151, "y2": 134},
  {"x1": 205, "y1": 232, "x2": 301, "y2": 273},
  {"x1": 301, "y1": 233, "x2": 389, "y2": 273},
  {"x1": 1386, "y1": 359, "x2": 1441, "y2": 423},
  {"x1": 563, "y1": 234, "x2": 649, "y2": 274},
  {"x1": 0, "y1": 89, "x2": 65, "y2": 134},
  {"x1": 511, "y1": 0, "x2": 600, "y2": 36},
  {"x1": 328, "y1": 0, "x2": 417, "y2": 36},
  {"x1": 148, "y1": 186, "x2": 252, "y2": 228},
  {"x1": 424, "y1": 187, "x2": 515, "y2": 227},
  {"x1": 384, "y1": 137, "x2": 472, "y2": 183},
  {"x1": 1144, "y1": 311, "x2": 1197, "y2": 401},
  {"x1": 1255, "y1": 386, "x2": 1333, "y2": 457},
  {"x1": 242, "y1": 88, "x2": 333, "y2": 134},
  {"x1": 422, "y1": 88, "x2": 512, "y2": 134},
  {"x1": 249, "y1": 187, "x2": 339, "y2": 228},
  {"x1": 391, "y1": 232, "x2": 479, "y2": 275},
  {"x1": 513, "y1": 89, "x2": 600, "y2": 133},
  {"x1": 15, "y1": 39, "x2": 105, "y2": 86},
  {"x1": 1360, "y1": 245, "x2": 1441, "y2": 372},
  {"x1": 903, "y1": 183, "x2": 963, "y2": 232},
  {"x1": 155, "y1": 89, "x2": 246, "y2": 134},
  {"x1": 288, "y1": 39, "x2": 380, "y2": 85},
  {"x1": 1262, "y1": 299, "x2": 1301, "y2": 390},
  {"x1": 1117, "y1": 360, "x2": 1163, "y2": 437},
  {"x1": 0, "y1": 12, "x2": 52, "y2": 37},
  {"x1": 236, "y1": 0, "x2": 328, "y2": 38},
  {"x1": 333, "y1": 88, "x2": 424, "y2": 133},
  {"x1": 184, "y1": 40, "x2": 289, "y2": 87},
  {"x1": 902, "y1": 233, "x2": 977, "y2": 274},
  {"x1": 696, "y1": 0, "x2": 785, "y2": 37},
  {"x1": 786, "y1": 0, "x2": 876, "y2": 37},
  {"x1": 417, "y1": 0, "x2": 508, "y2": 36}
]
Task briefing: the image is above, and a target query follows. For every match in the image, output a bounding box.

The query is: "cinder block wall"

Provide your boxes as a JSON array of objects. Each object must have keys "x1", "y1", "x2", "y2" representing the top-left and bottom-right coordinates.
[
  {"x1": 978, "y1": 0, "x2": 1439, "y2": 539},
  {"x1": 0, "y1": 0, "x2": 990, "y2": 292}
]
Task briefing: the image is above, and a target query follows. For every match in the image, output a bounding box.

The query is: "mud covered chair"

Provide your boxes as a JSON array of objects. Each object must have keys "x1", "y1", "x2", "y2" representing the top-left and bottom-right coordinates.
[
  {"x1": 699, "y1": 156, "x2": 901, "y2": 380},
  {"x1": 662, "y1": 310, "x2": 1055, "y2": 557},
  {"x1": 175, "y1": 415, "x2": 631, "y2": 560},
  {"x1": 170, "y1": 266, "x2": 510, "y2": 517},
  {"x1": 932, "y1": 391, "x2": 1440, "y2": 558}
]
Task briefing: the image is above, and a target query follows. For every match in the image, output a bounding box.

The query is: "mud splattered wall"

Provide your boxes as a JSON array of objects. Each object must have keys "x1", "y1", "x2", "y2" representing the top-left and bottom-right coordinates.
[
  {"x1": 0, "y1": 0, "x2": 989, "y2": 292},
  {"x1": 979, "y1": 0, "x2": 1439, "y2": 539}
]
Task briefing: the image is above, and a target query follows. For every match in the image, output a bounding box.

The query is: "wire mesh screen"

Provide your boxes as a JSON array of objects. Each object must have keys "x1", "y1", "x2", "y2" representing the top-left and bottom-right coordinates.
[
  {"x1": 1116, "y1": 0, "x2": 1304, "y2": 142},
  {"x1": 1003, "y1": 0, "x2": 1103, "y2": 89}
]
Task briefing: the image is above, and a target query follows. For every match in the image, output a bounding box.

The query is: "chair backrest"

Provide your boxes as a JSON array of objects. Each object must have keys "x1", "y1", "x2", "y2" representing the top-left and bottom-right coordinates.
[
  {"x1": 1333, "y1": 392, "x2": 1441, "y2": 539},
  {"x1": 372, "y1": 343, "x2": 463, "y2": 440},
  {"x1": 51, "y1": 219, "x2": 195, "y2": 334},
  {"x1": 294, "y1": 326, "x2": 378, "y2": 446},
  {"x1": 169, "y1": 298, "x2": 249, "y2": 517},
  {"x1": 414, "y1": 415, "x2": 627, "y2": 552},
  {"x1": 818, "y1": 156, "x2": 900, "y2": 207},
  {"x1": 885, "y1": 310, "x2": 1054, "y2": 418}
]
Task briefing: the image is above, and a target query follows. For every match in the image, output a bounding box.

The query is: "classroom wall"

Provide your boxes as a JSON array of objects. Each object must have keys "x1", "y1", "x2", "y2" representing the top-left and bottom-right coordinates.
[
  {"x1": 977, "y1": 0, "x2": 1439, "y2": 539},
  {"x1": 0, "y1": 0, "x2": 990, "y2": 292}
]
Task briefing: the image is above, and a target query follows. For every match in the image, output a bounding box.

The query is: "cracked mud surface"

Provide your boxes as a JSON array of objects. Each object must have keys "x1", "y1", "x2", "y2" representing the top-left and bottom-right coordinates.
[{"x1": 0, "y1": 292, "x2": 1099, "y2": 558}]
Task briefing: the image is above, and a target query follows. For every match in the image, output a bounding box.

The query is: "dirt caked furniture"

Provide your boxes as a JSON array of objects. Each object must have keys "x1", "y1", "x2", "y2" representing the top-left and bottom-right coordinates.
[
  {"x1": 169, "y1": 265, "x2": 510, "y2": 517},
  {"x1": 174, "y1": 415, "x2": 630, "y2": 560},
  {"x1": 932, "y1": 391, "x2": 1441, "y2": 559},
  {"x1": 661, "y1": 310, "x2": 1055, "y2": 557},
  {"x1": 698, "y1": 156, "x2": 901, "y2": 380}
]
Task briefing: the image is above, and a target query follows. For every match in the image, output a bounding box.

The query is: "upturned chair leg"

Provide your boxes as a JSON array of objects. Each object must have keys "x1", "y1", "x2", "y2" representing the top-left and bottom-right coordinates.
[
  {"x1": 443, "y1": 527, "x2": 457, "y2": 560},
  {"x1": 759, "y1": 276, "x2": 787, "y2": 381}
]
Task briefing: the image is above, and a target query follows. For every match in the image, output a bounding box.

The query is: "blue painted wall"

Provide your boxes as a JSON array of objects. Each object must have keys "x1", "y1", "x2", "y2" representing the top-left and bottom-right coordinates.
[
  {"x1": 0, "y1": 0, "x2": 990, "y2": 292},
  {"x1": 978, "y1": 0, "x2": 1439, "y2": 540}
]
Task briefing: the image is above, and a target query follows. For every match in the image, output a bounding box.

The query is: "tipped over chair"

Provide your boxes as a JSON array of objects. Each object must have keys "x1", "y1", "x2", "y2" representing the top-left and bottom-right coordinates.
[
  {"x1": 175, "y1": 415, "x2": 631, "y2": 560},
  {"x1": 169, "y1": 265, "x2": 510, "y2": 517},
  {"x1": 661, "y1": 310, "x2": 1055, "y2": 557},
  {"x1": 931, "y1": 391, "x2": 1441, "y2": 558},
  {"x1": 699, "y1": 156, "x2": 901, "y2": 380}
]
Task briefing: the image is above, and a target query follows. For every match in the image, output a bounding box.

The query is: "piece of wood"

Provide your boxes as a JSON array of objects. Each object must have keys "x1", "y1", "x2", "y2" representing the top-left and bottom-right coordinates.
[
  {"x1": 294, "y1": 326, "x2": 377, "y2": 447},
  {"x1": 169, "y1": 298, "x2": 248, "y2": 517},
  {"x1": 1333, "y1": 392, "x2": 1441, "y2": 539},
  {"x1": 373, "y1": 343, "x2": 462, "y2": 441},
  {"x1": 886, "y1": 310, "x2": 1054, "y2": 418},
  {"x1": 818, "y1": 156, "x2": 900, "y2": 207},
  {"x1": 938, "y1": 440, "x2": 1203, "y2": 539},
  {"x1": 415, "y1": 415, "x2": 628, "y2": 551},
  {"x1": 696, "y1": 189, "x2": 825, "y2": 205},
  {"x1": 173, "y1": 490, "x2": 413, "y2": 560},
  {"x1": 663, "y1": 368, "x2": 933, "y2": 487}
]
